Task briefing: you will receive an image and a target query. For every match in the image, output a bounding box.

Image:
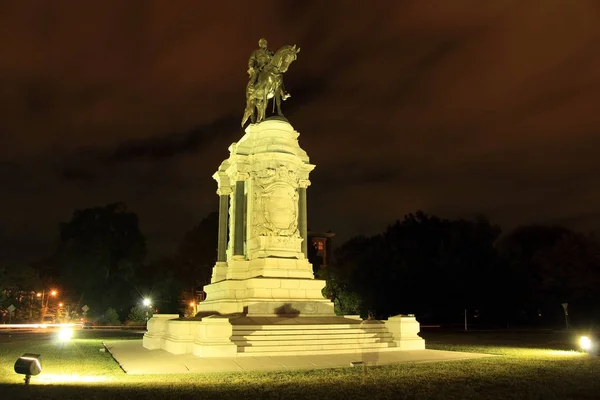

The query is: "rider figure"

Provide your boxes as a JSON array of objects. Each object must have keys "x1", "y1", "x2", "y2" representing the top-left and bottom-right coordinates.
[{"x1": 247, "y1": 38, "x2": 274, "y2": 92}]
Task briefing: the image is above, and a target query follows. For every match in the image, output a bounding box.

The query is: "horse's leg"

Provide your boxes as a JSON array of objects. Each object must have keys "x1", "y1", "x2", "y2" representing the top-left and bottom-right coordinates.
[
  {"x1": 275, "y1": 91, "x2": 283, "y2": 117},
  {"x1": 259, "y1": 91, "x2": 267, "y2": 122},
  {"x1": 255, "y1": 99, "x2": 261, "y2": 124},
  {"x1": 250, "y1": 97, "x2": 256, "y2": 124},
  {"x1": 242, "y1": 100, "x2": 253, "y2": 127}
]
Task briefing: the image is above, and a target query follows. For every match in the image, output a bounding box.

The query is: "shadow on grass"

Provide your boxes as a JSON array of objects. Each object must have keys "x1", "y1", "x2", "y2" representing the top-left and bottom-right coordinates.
[{"x1": 0, "y1": 382, "x2": 389, "y2": 400}]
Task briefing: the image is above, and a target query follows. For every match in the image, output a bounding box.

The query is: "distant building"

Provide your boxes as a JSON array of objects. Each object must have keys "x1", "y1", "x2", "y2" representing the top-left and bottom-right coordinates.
[{"x1": 307, "y1": 230, "x2": 335, "y2": 272}]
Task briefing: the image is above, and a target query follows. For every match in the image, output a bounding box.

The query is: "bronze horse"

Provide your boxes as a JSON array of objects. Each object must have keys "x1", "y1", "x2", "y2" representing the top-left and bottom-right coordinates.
[{"x1": 242, "y1": 45, "x2": 300, "y2": 127}]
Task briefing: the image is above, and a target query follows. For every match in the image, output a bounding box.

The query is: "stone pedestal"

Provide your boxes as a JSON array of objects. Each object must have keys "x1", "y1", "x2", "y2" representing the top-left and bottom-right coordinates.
[
  {"x1": 193, "y1": 316, "x2": 237, "y2": 357},
  {"x1": 142, "y1": 314, "x2": 180, "y2": 350},
  {"x1": 384, "y1": 315, "x2": 426, "y2": 350},
  {"x1": 196, "y1": 118, "x2": 329, "y2": 317},
  {"x1": 143, "y1": 119, "x2": 426, "y2": 357}
]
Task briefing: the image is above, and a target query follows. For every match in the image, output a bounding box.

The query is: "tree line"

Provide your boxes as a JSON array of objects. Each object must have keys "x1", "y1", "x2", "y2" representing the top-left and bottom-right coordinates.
[
  {"x1": 2, "y1": 204, "x2": 599, "y2": 327},
  {"x1": 321, "y1": 211, "x2": 600, "y2": 327},
  {"x1": 1, "y1": 203, "x2": 217, "y2": 323}
]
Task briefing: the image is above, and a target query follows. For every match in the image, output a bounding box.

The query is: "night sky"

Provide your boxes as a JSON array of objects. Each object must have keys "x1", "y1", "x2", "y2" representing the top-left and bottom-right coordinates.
[{"x1": 2, "y1": 1, "x2": 600, "y2": 266}]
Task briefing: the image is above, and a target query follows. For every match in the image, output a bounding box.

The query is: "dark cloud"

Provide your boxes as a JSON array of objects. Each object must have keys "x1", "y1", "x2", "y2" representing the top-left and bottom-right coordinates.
[
  {"x1": 108, "y1": 115, "x2": 238, "y2": 162},
  {"x1": 2, "y1": 0, "x2": 600, "y2": 265}
]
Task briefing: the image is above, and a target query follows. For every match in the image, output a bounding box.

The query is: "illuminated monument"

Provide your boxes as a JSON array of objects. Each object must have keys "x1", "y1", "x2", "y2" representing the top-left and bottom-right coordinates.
[{"x1": 143, "y1": 39, "x2": 424, "y2": 357}]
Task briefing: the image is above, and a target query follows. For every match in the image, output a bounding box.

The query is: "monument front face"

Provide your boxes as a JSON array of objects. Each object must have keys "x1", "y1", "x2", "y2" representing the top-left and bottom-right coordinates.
[{"x1": 201, "y1": 118, "x2": 329, "y2": 316}]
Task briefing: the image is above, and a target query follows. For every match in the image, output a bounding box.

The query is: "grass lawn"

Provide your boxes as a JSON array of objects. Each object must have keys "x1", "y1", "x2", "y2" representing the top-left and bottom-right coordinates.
[{"x1": 0, "y1": 329, "x2": 598, "y2": 399}]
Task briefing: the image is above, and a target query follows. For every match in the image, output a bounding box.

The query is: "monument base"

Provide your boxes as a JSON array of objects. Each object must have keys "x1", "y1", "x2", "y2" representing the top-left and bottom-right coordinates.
[
  {"x1": 143, "y1": 314, "x2": 425, "y2": 358},
  {"x1": 196, "y1": 275, "x2": 334, "y2": 316},
  {"x1": 141, "y1": 118, "x2": 427, "y2": 358}
]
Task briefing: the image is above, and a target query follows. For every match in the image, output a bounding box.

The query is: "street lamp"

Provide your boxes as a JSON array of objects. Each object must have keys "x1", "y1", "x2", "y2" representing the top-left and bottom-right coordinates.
[
  {"x1": 39, "y1": 289, "x2": 58, "y2": 322},
  {"x1": 142, "y1": 298, "x2": 152, "y2": 322}
]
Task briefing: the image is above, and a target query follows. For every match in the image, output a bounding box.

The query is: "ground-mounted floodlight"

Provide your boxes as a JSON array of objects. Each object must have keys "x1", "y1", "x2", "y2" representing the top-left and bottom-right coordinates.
[
  {"x1": 58, "y1": 327, "x2": 74, "y2": 342},
  {"x1": 14, "y1": 353, "x2": 42, "y2": 385},
  {"x1": 580, "y1": 336, "x2": 594, "y2": 353}
]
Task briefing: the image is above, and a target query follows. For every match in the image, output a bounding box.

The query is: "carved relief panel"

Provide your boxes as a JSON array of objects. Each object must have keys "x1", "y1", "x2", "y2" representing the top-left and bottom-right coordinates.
[{"x1": 252, "y1": 165, "x2": 300, "y2": 237}]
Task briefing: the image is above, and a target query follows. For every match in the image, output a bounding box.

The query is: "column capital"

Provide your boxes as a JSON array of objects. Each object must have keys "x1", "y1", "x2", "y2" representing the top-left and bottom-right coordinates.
[
  {"x1": 235, "y1": 172, "x2": 250, "y2": 181},
  {"x1": 298, "y1": 179, "x2": 311, "y2": 189},
  {"x1": 217, "y1": 186, "x2": 233, "y2": 196}
]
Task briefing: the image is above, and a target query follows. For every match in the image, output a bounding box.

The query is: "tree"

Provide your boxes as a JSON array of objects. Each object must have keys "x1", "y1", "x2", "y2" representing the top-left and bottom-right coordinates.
[
  {"x1": 127, "y1": 305, "x2": 153, "y2": 324},
  {"x1": 318, "y1": 265, "x2": 361, "y2": 316},
  {"x1": 52, "y1": 202, "x2": 146, "y2": 315},
  {"x1": 0, "y1": 265, "x2": 42, "y2": 321},
  {"x1": 97, "y1": 307, "x2": 121, "y2": 326},
  {"x1": 496, "y1": 225, "x2": 600, "y2": 326},
  {"x1": 178, "y1": 211, "x2": 218, "y2": 293},
  {"x1": 131, "y1": 212, "x2": 219, "y2": 316},
  {"x1": 135, "y1": 255, "x2": 187, "y2": 315},
  {"x1": 330, "y1": 212, "x2": 501, "y2": 322}
]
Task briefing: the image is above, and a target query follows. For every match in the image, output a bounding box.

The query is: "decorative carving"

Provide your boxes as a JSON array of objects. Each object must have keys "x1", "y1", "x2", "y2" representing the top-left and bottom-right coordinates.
[
  {"x1": 217, "y1": 186, "x2": 232, "y2": 196},
  {"x1": 252, "y1": 165, "x2": 300, "y2": 237},
  {"x1": 298, "y1": 179, "x2": 311, "y2": 189},
  {"x1": 270, "y1": 236, "x2": 296, "y2": 247}
]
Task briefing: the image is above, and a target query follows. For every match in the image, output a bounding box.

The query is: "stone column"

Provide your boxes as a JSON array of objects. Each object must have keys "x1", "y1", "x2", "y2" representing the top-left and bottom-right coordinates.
[
  {"x1": 233, "y1": 180, "x2": 245, "y2": 257},
  {"x1": 216, "y1": 189, "x2": 230, "y2": 262},
  {"x1": 298, "y1": 181, "x2": 309, "y2": 257}
]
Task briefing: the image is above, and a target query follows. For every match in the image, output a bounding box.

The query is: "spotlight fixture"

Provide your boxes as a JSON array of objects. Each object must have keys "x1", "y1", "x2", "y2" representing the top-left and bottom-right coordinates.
[
  {"x1": 14, "y1": 353, "x2": 42, "y2": 385},
  {"x1": 58, "y1": 327, "x2": 74, "y2": 342},
  {"x1": 580, "y1": 336, "x2": 595, "y2": 353}
]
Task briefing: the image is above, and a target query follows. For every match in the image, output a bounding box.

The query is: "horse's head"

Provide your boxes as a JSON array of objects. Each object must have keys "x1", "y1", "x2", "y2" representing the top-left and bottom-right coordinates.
[{"x1": 271, "y1": 44, "x2": 300, "y2": 73}]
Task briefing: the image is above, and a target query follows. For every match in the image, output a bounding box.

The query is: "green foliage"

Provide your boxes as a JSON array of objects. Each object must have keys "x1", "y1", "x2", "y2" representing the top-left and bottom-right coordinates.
[
  {"x1": 178, "y1": 211, "x2": 218, "y2": 290},
  {"x1": 329, "y1": 212, "x2": 600, "y2": 326},
  {"x1": 127, "y1": 305, "x2": 153, "y2": 324},
  {"x1": 497, "y1": 225, "x2": 600, "y2": 324},
  {"x1": 97, "y1": 307, "x2": 121, "y2": 326},
  {"x1": 52, "y1": 202, "x2": 147, "y2": 313},
  {"x1": 332, "y1": 212, "x2": 502, "y2": 320},
  {"x1": 0, "y1": 265, "x2": 42, "y2": 320},
  {"x1": 133, "y1": 212, "x2": 218, "y2": 315},
  {"x1": 318, "y1": 267, "x2": 361, "y2": 316}
]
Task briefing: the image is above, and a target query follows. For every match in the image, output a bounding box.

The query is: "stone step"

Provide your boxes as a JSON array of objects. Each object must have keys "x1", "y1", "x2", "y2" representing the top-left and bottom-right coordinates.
[
  {"x1": 230, "y1": 320, "x2": 399, "y2": 356},
  {"x1": 237, "y1": 341, "x2": 394, "y2": 353},
  {"x1": 232, "y1": 335, "x2": 392, "y2": 346},
  {"x1": 232, "y1": 324, "x2": 376, "y2": 331},
  {"x1": 232, "y1": 332, "x2": 394, "y2": 342},
  {"x1": 233, "y1": 327, "x2": 389, "y2": 336},
  {"x1": 236, "y1": 346, "x2": 403, "y2": 357}
]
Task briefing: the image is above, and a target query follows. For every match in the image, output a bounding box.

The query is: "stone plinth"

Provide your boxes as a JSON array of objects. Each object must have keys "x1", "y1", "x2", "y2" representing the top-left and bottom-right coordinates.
[
  {"x1": 142, "y1": 119, "x2": 426, "y2": 358},
  {"x1": 193, "y1": 316, "x2": 237, "y2": 357},
  {"x1": 196, "y1": 119, "x2": 327, "y2": 319},
  {"x1": 197, "y1": 276, "x2": 332, "y2": 316},
  {"x1": 142, "y1": 314, "x2": 180, "y2": 350},
  {"x1": 384, "y1": 315, "x2": 426, "y2": 350}
]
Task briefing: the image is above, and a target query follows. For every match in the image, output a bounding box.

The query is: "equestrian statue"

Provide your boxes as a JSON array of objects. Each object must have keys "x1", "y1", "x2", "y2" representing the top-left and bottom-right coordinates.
[{"x1": 242, "y1": 38, "x2": 300, "y2": 127}]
